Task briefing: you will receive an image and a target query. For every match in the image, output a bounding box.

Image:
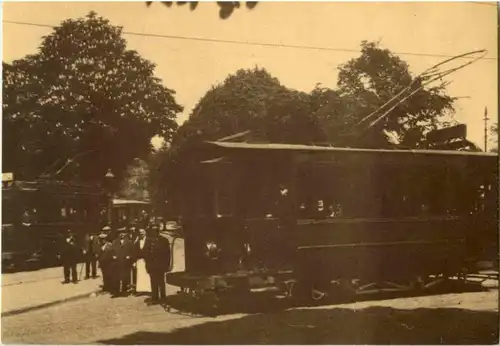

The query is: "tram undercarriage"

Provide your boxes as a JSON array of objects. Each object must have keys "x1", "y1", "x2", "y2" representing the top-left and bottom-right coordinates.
[{"x1": 166, "y1": 263, "x2": 497, "y2": 315}]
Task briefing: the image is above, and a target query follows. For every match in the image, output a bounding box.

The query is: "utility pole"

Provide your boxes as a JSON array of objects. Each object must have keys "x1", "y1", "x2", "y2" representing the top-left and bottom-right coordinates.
[{"x1": 483, "y1": 106, "x2": 489, "y2": 152}]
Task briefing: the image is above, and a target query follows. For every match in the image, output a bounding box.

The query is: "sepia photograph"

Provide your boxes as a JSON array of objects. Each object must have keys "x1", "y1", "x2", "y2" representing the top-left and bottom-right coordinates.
[{"x1": 1, "y1": 1, "x2": 499, "y2": 344}]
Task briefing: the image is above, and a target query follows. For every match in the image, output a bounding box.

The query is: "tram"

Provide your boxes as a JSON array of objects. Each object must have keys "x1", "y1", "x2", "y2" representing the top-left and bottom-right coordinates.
[
  {"x1": 166, "y1": 138, "x2": 498, "y2": 307},
  {"x1": 110, "y1": 198, "x2": 152, "y2": 228},
  {"x1": 1, "y1": 176, "x2": 106, "y2": 270}
]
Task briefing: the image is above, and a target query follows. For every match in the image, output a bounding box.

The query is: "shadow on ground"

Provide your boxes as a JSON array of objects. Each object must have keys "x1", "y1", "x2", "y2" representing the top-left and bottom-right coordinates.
[
  {"x1": 98, "y1": 305, "x2": 499, "y2": 344},
  {"x1": 155, "y1": 279, "x2": 492, "y2": 317}
]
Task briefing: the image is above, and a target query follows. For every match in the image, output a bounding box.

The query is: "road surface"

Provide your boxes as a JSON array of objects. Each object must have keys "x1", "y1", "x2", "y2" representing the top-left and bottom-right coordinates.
[{"x1": 2, "y1": 283, "x2": 498, "y2": 344}]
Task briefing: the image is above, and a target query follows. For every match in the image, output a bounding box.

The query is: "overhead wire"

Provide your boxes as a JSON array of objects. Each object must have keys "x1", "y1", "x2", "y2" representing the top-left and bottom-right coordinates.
[
  {"x1": 3, "y1": 18, "x2": 495, "y2": 147},
  {"x1": 352, "y1": 49, "x2": 488, "y2": 130},
  {"x1": 344, "y1": 49, "x2": 489, "y2": 143},
  {"x1": 3, "y1": 19, "x2": 498, "y2": 61},
  {"x1": 466, "y1": 1, "x2": 498, "y2": 7}
]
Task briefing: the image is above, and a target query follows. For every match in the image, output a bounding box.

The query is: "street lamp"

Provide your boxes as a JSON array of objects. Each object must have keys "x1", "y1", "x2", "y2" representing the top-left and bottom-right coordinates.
[{"x1": 104, "y1": 169, "x2": 115, "y2": 227}]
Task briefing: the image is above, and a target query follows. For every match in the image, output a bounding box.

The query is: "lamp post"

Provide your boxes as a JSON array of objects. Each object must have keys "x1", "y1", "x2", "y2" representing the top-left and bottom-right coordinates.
[{"x1": 104, "y1": 169, "x2": 115, "y2": 227}]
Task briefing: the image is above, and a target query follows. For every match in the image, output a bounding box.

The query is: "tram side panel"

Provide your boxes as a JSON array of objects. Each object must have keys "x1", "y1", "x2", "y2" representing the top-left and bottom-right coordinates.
[{"x1": 293, "y1": 217, "x2": 468, "y2": 283}]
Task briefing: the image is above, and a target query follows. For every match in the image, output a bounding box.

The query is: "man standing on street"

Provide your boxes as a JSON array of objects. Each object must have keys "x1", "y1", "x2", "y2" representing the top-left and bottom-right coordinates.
[
  {"x1": 58, "y1": 229, "x2": 81, "y2": 284},
  {"x1": 134, "y1": 227, "x2": 151, "y2": 295},
  {"x1": 145, "y1": 224, "x2": 171, "y2": 303},
  {"x1": 128, "y1": 223, "x2": 138, "y2": 292},
  {"x1": 83, "y1": 230, "x2": 100, "y2": 279},
  {"x1": 98, "y1": 227, "x2": 114, "y2": 293},
  {"x1": 111, "y1": 227, "x2": 135, "y2": 297}
]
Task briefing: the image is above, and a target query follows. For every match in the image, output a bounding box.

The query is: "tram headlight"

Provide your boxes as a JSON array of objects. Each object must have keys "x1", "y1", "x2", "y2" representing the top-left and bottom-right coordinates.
[{"x1": 205, "y1": 240, "x2": 219, "y2": 259}]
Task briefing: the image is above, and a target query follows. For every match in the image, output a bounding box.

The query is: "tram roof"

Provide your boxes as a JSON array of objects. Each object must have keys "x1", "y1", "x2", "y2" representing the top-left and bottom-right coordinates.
[
  {"x1": 204, "y1": 141, "x2": 498, "y2": 158},
  {"x1": 2, "y1": 180, "x2": 104, "y2": 194},
  {"x1": 113, "y1": 199, "x2": 150, "y2": 206}
]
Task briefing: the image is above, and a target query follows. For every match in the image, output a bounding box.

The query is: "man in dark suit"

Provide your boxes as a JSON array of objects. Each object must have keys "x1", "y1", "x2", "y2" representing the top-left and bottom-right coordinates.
[
  {"x1": 111, "y1": 227, "x2": 135, "y2": 296},
  {"x1": 59, "y1": 229, "x2": 81, "y2": 284},
  {"x1": 145, "y1": 225, "x2": 171, "y2": 303},
  {"x1": 83, "y1": 230, "x2": 101, "y2": 279},
  {"x1": 98, "y1": 227, "x2": 114, "y2": 293},
  {"x1": 128, "y1": 223, "x2": 138, "y2": 293}
]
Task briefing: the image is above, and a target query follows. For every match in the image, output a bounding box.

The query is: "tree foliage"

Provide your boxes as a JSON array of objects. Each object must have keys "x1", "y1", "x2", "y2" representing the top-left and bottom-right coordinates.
[
  {"x1": 490, "y1": 123, "x2": 498, "y2": 143},
  {"x1": 490, "y1": 122, "x2": 498, "y2": 152},
  {"x1": 119, "y1": 158, "x2": 150, "y2": 201},
  {"x1": 145, "y1": 1, "x2": 258, "y2": 19},
  {"x1": 333, "y1": 41, "x2": 456, "y2": 147},
  {"x1": 147, "y1": 143, "x2": 172, "y2": 203},
  {"x1": 2, "y1": 12, "x2": 183, "y2": 183},
  {"x1": 174, "y1": 67, "x2": 325, "y2": 148},
  {"x1": 171, "y1": 41, "x2": 456, "y2": 153}
]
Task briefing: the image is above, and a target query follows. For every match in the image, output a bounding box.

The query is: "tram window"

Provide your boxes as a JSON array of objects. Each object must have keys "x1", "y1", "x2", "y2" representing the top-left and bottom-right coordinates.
[
  {"x1": 22, "y1": 207, "x2": 38, "y2": 225},
  {"x1": 2, "y1": 199, "x2": 16, "y2": 224},
  {"x1": 486, "y1": 183, "x2": 499, "y2": 213},
  {"x1": 408, "y1": 165, "x2": 469, "y2": 217},
  {"x1": 296, "y1": 166, "x2": 348, "y2": 219},
  {"x1": 236, "y1": 175, "x2": 265, "y2": 218},
  {"x1": 376, "y1": 167, "x2": 415, "y2": 218}
]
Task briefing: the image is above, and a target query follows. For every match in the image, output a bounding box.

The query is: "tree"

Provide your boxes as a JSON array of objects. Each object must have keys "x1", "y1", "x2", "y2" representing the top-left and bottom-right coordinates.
[
  {"x1": 308, "y1": 84, "x2": 361, "y2": 145},
  {"x1": 145, "y1": 1, "x2": 258, "y2": 19},
  {"x1": 2, "y1": 12, "x2": 183, "y2": 183},
  {"x1": 147, "y1": 143, "x2": 171, "y2": 204},
  {"x1": 173, "y1": 67, "x2": 324, "y2": 148},
  {"x1": 169, "y1": 42, "x2": 457, "y2": 151},
  {"x1": 119, "y1": 158, "x2": 150, "y2": 200},
  {"x1": 332, "y1": 41, "x2": 456, "y2": 147},
  {"x1": 490, "y1": 122, "x2": 498, "y2": 152}
]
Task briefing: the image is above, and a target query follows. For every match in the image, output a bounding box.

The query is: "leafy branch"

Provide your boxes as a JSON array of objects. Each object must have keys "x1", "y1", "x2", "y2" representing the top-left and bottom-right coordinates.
[{"x1": 145, "y1": 1, "x2": 258, "y2": 19}]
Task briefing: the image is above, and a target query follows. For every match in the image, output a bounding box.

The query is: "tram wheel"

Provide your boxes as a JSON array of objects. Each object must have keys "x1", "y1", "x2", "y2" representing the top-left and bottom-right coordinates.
[
  {"x1": 411, "y1": 274, "x2": 451, "y2": 293},
  {"x1": 288, "y1": 280, "x2": 330, "y2": 306},
  {"x1": 411, "y1": 276, "x2": 426, "y2": 293}
]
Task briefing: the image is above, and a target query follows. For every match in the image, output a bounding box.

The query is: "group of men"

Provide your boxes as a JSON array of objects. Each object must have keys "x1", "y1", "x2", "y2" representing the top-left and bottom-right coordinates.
[{"x1": 59, "y1": 222, "x2": 172, "y2": 303}]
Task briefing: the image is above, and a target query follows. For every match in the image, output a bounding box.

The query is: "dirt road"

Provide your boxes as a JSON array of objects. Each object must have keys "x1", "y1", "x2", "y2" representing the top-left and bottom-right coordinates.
[{"x1": 2, "y1": 281, "x2": 497, "y2": 344}]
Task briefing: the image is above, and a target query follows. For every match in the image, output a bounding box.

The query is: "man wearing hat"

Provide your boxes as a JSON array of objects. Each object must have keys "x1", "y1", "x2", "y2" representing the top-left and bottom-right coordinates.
[
  {"x1": 58, "y1": 229, "x2": 81, "y2": 284},
  {"x1": 98, "y1": 226, "x2": 113, "y2": 292},
  {"x1": 128, "y1": 223, "x2": 138, "y2": 293},
  {"x1": 144, "y1": 224, "x2": 171, "y2": 303},
  {"x1": 111, "y1": 226, "x2": 135, "y2": 296},
  {"x1": 83, "y1": 229, "x2": 102, "y2": 279}
]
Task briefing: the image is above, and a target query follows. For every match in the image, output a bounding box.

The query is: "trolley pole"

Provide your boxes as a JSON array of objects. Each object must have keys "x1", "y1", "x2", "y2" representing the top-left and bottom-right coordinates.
[
  {"x1": 483, "y1": 106, "x2": 489, "y2": 152},
  {"x1": 108, "y1": 195, "x2": 113, "y2": 226}
]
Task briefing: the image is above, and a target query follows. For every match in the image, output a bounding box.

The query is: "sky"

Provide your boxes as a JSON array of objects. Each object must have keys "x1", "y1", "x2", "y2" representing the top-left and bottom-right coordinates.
[{"x1": 2, "y1": 1, "x2": 498, "y2": 149}]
